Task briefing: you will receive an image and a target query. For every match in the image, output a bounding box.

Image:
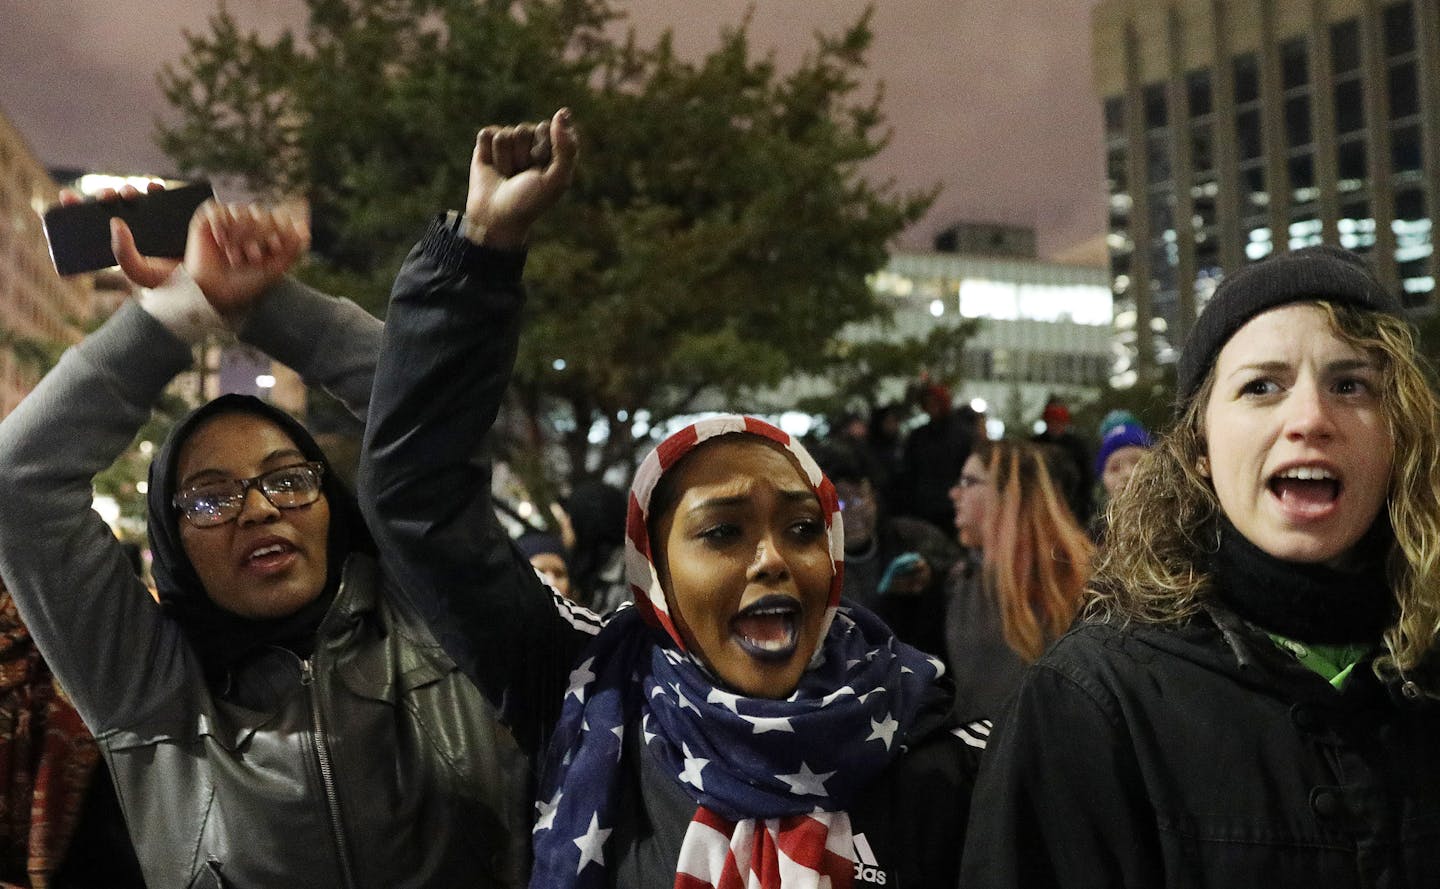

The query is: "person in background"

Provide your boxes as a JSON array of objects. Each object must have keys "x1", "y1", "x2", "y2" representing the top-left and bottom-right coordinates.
[
  {"x1": 357, "y1": 112, "x2": 978, "y2": 887},
  {"x1": 0, "y1": 579, "x2": 146, "y2": 889},
  {"x1": 516, "y1": 531, "x2": 573, "y2": 601},
  {"x1": 943, "y1": 440, "x2": 1093, "y2": 721},
  {"x1": 1090, "y1": 412, "x2": 1154, "y2": 541},
  {"x1": 962, "y1": 245, "x2": 1440, "y2": 887},
  {"x1": 896, "y1": 383, "x2": 973, "y2": 532},
  {"x1": 0, "y1": 175, "x2": 537, "y2": 886},
  {"x1": 1030, "y1": 397, "x2": 1093, "y2": 524},
  {"x1": 811, "y1": 438, "x2": 959, "y2": 658},
  {"x1": 556, "y1": 480, "x2": 630, "y2": 613},
  {"x1": 864, "y1": 402, "x2": 907, "y2": 506}
]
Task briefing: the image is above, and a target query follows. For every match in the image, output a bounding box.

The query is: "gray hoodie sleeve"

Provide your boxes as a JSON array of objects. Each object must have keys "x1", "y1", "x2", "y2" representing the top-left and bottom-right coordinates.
[
  {"x1": 238, "y1": 276, "x2": 383, "y2": 420},
  {"x1": 0, "y1": 302, "x2": 199, "y2": 733}
]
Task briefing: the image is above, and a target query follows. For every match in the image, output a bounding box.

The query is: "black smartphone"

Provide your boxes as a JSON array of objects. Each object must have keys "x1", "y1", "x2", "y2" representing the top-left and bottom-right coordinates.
[{"x1": 42, "y1": 182, "x2": 215, "y2": 276}]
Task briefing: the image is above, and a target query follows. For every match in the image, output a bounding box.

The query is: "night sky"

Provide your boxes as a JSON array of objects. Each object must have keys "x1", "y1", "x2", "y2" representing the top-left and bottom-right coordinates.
[{"x1": 1, "y1": 0, "x2": 1106, "y2": 258}]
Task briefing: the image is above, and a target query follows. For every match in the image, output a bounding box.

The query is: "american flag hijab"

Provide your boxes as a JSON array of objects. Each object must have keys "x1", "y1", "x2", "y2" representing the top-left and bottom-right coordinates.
[{"x1": 530, "y1": 416, "x2": 946, "y2": 889}]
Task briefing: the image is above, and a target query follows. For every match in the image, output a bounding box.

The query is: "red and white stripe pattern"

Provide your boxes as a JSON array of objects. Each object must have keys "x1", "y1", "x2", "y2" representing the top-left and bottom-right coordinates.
[
  {"x1": 624, "y1": 415, "x2": 845, "y2": 652},
  {"x1": 675, "y1": 808, "x2": 856, "y2": 889}
]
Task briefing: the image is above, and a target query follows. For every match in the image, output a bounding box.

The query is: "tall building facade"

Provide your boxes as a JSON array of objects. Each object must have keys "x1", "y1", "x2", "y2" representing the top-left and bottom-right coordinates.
[
  {"x1": 0, "y1": 107, "x2": 97, "y2": 416},
  {"x1": 1094, "y1": 0, "x2": 1440, "y2": 384}
]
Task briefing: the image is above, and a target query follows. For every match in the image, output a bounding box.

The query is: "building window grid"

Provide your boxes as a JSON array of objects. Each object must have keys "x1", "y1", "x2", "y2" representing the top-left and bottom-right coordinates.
[
  {"x1": 1383, "y1": 1, "x2": 1432, "y2": 302},
  {"x1": 1100, "y1": 2, "x2": 1436, "y2": 385},
  {"x1": 1187, "y1": 69, "x2": 1220, "y2": 282},
  {"x1": 1280, "y1": 36, "x2": 1322, "y2": 251},
  {"x1": 1142, "y1": 81, "x2": 1180, "y2": 332},
  {"x1": 1104, "y1": 93, "x2": 1133, "y2": 305},
  {"x1": 1328, "y1": 17, "x2": 1376, "y2": 254},
  {"x1": 1232, "y1": 53, "x2": 1271, "y2": 263}
]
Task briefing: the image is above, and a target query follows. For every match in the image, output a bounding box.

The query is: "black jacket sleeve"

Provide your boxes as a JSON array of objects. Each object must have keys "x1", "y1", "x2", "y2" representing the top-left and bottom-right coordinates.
[{"x1": 358, "y1": 216, "x2": 598, "y2": 754}]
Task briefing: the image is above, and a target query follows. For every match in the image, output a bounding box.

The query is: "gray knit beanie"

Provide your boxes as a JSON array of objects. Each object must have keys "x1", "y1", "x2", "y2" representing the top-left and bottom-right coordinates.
[{"x1": 1176, "y1": 245, "x2": 1402, "y2": 404}]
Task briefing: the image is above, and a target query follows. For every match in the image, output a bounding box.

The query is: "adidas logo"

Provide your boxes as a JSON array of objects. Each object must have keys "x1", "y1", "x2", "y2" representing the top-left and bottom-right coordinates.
[{"x1": 852, "y1": 832, "x2": 887, "y2": 885}]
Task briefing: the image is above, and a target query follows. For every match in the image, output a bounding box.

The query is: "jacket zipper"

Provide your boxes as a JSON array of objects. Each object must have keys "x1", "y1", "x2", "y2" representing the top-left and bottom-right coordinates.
[{"x1": 302, "y1": 657, "x2": 360, "y2": 889}]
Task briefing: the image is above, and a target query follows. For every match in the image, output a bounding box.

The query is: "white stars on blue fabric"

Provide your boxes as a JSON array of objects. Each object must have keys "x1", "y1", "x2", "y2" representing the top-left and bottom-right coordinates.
[
  {"x1": 529, "y1": 604, "x2": 944, "y2": 889},
  {"x1": 534, "y1": 790, "x2": 563, "y2": 834},
  {"x1": 673, "y1": 683, "x2": 699, "y2": 714},
  {"x1": 706, "y1": 688, "x2": 743, "y2": 713},
  {"x1": 572, "y1": 813, "x2": 611, "y2": 872},
  {"x1": 680, "y1": 743, "x2": 710, "y2": 791},
  {"x1": 567, "y1": 657, "x2": 597, "y2": 703},
  {"x1": 777, "y1": 762, "x2": 835, "y2": 797},
  {"x1": 741, "y1": 714, "x2": 796, "y2": 734},
  {"x1": 867, "y1": 714, "x2": 899, "y2": 750}
]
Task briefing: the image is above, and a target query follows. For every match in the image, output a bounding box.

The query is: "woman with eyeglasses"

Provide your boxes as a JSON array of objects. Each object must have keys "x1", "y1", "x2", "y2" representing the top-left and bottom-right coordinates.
[
  {"x1": 0, "y1": 137, "x2": 566, "y2": 888},
  {"x1": 943, "y1": 440, "x2": 1093, "y2": 722}
]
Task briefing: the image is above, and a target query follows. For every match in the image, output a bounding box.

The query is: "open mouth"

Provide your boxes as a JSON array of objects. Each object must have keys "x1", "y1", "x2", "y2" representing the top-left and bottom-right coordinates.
[
  {"x1": 1267, "y1": 466, "x2": 1341, "y2": 518},
  {"x1": 244, "y1": 540, "x2": 298, "y2": 573},
  {"x1": 730, "y1": 595, "x2": 801, "y2": 662}
]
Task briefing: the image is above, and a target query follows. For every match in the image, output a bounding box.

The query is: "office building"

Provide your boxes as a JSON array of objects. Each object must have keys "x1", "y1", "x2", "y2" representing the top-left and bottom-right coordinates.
[
  {"x1": 0, "y1": 107, "x2": 97, "y2": 416},
  {"x1": 1093, "y1": 0, "x2": 1439, "y2": 383},
  {"x1": 869, "y1": 250, "x2": 1114, "y2": 434}
]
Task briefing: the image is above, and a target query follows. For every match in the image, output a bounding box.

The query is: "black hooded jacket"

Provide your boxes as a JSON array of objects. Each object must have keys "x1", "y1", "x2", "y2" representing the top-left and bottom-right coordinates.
[{"x1": 146, "y1": 393, "x2": 374, "y2": 679}]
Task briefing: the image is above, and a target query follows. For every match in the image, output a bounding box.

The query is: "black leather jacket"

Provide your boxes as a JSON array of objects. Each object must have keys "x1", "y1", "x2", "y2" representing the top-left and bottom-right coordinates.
[{"x1": 0, "y1": 271, "x2": 532, "y2": 888}]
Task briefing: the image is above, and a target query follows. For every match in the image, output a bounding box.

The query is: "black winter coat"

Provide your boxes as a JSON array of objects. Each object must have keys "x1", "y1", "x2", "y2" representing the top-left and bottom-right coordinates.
[{"x1": 961, "y1": 602, "x2": 1440, "y2": 888}]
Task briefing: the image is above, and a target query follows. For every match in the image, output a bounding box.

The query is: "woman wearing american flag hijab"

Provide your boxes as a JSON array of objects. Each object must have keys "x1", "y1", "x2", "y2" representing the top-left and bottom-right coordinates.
[{"x1": 359, "y1": 110, "x2": 980, "y2": 888}]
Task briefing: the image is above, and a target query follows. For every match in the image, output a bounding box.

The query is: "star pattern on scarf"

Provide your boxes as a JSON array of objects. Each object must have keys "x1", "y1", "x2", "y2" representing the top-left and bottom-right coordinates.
[
  {"x1": 567, "y1": 657, "x2": 597, "y2": 703},
  {"x1": 777, "y1": 762, "x2": 835, "y2": 797},
  {"x1": 741, "y1": 714, "x2": 795, "y2": 734},
  {"x1": 534, "y1": 790, "x2": 563, "y2": 833},
  {"x1": 867, "y1": 714, "x2": 899, "y2": 750},
  {"x1": 820, "y1": 685, "x2": 855, "y2": 707},
  {"x1": 680, "y1": 743, "x2": 709, "y2": 791},
  {"x1": 573, "y1": 813, "x2": 611, "y2": 873},
  {"x1": 707, "y1": 688, "x2": 742, "y2": 713},
  {"x1": 673, "y1": 684, "x2": 699, "y2": 713}
]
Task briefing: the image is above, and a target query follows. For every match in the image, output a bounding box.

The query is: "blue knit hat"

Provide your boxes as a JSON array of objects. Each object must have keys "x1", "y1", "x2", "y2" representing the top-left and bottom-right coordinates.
[
  {"x1": 1096, "y1": 420, "x2": 1152, "y2": 474},
  {"x1": 1098, "y1": 409, "x2": 1141, "y2": 440}
]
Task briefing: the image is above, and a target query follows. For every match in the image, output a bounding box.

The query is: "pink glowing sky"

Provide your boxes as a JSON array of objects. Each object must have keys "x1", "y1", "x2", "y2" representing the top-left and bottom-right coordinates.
[{"x1": 1, "y1": 0, "x2": 1106, "y2": 257}]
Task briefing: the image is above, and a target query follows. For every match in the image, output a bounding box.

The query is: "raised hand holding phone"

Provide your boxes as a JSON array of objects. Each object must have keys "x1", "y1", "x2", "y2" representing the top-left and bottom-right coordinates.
[
  {"x1": 57, "y1": 186, "x2": 309, "y2": 325},
  {"x1": 45, "y1": 181, "x2": 212, "y2": 275}
]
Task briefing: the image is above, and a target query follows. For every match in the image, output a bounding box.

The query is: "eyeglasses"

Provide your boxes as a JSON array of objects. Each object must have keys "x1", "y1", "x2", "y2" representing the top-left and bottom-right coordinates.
[
  {"x1": 173, "y1": 462, "x2": 326, "y2": 528},
  {"x1": 956, "y1": 474, "x2": 987, "y2": 490}
]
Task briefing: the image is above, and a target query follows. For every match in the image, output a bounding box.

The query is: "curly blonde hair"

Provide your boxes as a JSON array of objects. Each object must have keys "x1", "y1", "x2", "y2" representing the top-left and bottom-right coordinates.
[
  {"x1": 980, "y1": 441, "x2": 1094, "y2": 662},
  {"x1": 1086, "y1": 303, "x2": 1440, "y2": 680}
]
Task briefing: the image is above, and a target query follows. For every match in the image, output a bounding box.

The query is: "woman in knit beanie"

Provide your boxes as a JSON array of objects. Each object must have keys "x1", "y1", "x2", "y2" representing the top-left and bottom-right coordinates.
[{"x1": 961, "y1": 245, "x2": 1440, "y2": 887}]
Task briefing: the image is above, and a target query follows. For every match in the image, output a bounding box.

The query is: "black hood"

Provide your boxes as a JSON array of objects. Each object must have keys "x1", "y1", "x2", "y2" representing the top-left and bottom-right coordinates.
[{"x1": 146, "y1": 394, "x2": 374, "y2": 677}]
